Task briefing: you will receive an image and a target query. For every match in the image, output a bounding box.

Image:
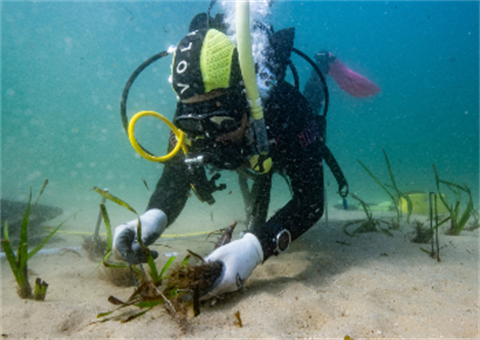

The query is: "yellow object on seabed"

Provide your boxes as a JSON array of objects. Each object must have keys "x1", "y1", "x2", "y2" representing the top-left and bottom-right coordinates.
[{"x1": 397, "y1": 191, "x2": 448, "y2": 215}]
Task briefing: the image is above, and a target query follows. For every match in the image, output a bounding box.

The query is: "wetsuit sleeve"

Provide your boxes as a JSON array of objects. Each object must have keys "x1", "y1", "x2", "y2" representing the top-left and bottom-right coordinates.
[
  {"x1": 251, "y1": 83, "x2": 325, "y2": 261},
  {"x1": 146, "y1": 136, "x2": 191, "y2": 227},
  {"x1": 253, "y1": 142, "x2": 324, "y2": 260}
]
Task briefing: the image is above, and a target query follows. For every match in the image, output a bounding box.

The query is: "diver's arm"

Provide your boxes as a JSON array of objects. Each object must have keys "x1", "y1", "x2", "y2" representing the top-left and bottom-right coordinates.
[
  {"x1": 254, "y1": 142, "x2": 324, "y2": 260},
  {"x1": 200, "y1": 140, "x2": 324, "y2": 298},
  {"x1": 248, "y1": 82, "x2": 324, "y2": 260},
  {"x1": 146, "y1": 135, "x2": 191, "y2": 226},
  {"x1": 253, "y1": 91, "x2": 325, "y2": 260},
  {"x1": 113, "y1": 137, "x2": 190, "y2": 264}
]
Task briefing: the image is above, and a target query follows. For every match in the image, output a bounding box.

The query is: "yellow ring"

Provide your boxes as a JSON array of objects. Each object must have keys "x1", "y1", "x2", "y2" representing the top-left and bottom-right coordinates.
[{"x1": 128, "y1": 111, "x2": 187, "y2": 162}]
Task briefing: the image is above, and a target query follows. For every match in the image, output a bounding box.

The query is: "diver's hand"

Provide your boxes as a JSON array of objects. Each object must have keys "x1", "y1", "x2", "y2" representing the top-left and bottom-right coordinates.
[
  {"x1": 201, "y1": 233, "x2": 264, "y2": 300},
  {"x1": 113, "y1": 209, "x2": 167, "y2": 264}
]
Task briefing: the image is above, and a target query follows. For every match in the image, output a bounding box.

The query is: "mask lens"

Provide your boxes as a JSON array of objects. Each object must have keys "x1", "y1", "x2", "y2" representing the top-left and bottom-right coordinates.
[
  {"x1": 175, "y1": 116, "x2": 205, "y2": 134},
  {"x1": 176, "y1": 89, "x2": 248, "y2": 136},
  {"x1": 175, "y1": 111, "x2": 239, "y2": 136},
  {"x1": 209, "y1": 116, "x2": 238, "y2": 132}
]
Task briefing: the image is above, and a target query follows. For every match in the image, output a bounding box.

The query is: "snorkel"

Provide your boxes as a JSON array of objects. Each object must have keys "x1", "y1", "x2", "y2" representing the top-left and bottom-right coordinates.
[{"x1": 236, "y1": 0, "x2": 272, "y2": 174}]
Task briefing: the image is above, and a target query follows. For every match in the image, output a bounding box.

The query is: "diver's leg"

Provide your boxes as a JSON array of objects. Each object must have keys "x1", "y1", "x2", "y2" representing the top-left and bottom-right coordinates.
[
  {"x1": 303, "y1": 50, "x2": 331, "y2": 115},
  {"x1": 303, "y1": 73, "x2": 325, "y2": 115},
  {"x1": 303, "y1": 55, "x2": 330, "y2": 115}
]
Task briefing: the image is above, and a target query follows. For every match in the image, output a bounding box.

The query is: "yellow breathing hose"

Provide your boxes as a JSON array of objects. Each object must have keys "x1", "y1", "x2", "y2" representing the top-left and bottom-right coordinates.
[
  {"x1": 236, "y1": 0, "x2": 272, "y2": 173},
  {"x1": 128, "y1": 110, "x2": 187, "y2": 162},
  {"x1": 236, "y1": 1, "x2": 263, "y2": 122}
]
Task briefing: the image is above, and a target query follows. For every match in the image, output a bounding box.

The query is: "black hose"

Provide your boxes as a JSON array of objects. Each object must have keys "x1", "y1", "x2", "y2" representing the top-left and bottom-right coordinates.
[
  {"x1": 120, "y1": 51, "x2": 169, "y2": 134},
  {"x1": 291, "y1": 47, "x2": 329, "y2": 117},
  {"x1": 207, "y1": 0, "x2": 217, "y2": 28},
  {"x1": 287, "y1": 59, "x2": 300, "y2": 91}
]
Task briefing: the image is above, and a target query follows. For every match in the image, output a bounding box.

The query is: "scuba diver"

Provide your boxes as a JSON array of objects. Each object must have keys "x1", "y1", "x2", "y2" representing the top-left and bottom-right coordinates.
[{"x1": 113, "y1": 11, "x2": 380, "y2": 300}]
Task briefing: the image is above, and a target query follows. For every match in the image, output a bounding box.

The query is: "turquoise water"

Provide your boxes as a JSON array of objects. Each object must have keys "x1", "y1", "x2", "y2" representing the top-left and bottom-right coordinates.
[{"x1": 1, "y1": 1, "x2": 479, "y2": 232}]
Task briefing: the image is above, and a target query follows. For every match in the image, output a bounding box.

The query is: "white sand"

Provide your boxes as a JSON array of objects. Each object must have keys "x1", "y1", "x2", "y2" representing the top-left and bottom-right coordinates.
[{"x1": 1, "y1": 209, "x2": 478, "y2": 339}]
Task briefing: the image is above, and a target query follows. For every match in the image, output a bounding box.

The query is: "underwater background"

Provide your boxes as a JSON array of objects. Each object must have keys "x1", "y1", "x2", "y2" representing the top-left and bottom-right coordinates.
[{"x1": 1, "y1": 1, "x2": 479, "y2": 233}]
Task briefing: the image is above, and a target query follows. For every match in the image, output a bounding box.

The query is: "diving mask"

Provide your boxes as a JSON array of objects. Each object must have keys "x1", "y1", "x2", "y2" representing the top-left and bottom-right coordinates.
[
  {"x1": 175, "y1": 111, "x2": 240, "y2": 137},
  {"x1": 174, "y1": 90, "x2": 249, "y2": 139},
  {"x1": 174, "y1": 90, "x2": 253, "y2": 170}
]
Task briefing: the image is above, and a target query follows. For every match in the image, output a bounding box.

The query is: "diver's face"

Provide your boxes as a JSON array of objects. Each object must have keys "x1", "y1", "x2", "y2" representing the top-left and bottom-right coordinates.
[
  {"x1": 174, "y1": 90, "x2": 251, "y2": 169},
  {"x1": 175, "y1": 89, "x2": 249, "y2": 142}
]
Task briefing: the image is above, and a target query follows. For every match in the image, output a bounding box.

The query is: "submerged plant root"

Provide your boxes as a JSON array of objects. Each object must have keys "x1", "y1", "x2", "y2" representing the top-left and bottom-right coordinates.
[
  {"x1": 98, "y1": 264, "x2": 143, "y2": 287},
  {"x1": 165, "y1": 261, "x2": 223, "y2": 297},
  {"x1": 82, "y1": 236, "x2": 108, "y2": 261},
  {"x1": 163, "y1": 260, "x2": 223, "y2": 321},
  {"x1": 411, "y1": 220, "x2": 433, "y2": 243}
]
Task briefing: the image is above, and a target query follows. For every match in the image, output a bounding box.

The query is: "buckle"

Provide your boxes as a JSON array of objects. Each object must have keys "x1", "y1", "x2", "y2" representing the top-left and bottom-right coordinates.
[{"x1": 274, "y1": 229, "x2": 291, "y2": 255}]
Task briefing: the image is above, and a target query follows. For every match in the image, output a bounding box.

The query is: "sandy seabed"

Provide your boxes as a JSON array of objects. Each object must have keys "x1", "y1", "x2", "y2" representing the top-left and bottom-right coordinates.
[{"x1": 1, "y1": 208, "x2": 479, "y2": 339}]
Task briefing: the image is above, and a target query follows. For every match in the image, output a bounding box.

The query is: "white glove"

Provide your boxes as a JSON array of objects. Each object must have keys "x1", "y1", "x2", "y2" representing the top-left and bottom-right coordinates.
[
  {"x1": 201, "y1": 233, "x2": 264, "y2": 300},
  {"x1": 113, "y1": 209, "x2": 168, "y2": 264}
]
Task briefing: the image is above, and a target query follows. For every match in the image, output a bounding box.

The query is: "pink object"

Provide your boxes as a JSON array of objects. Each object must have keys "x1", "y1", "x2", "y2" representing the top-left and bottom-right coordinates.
[{"x1": 327, "y1": 57, "x2": 381, "y2": 98}]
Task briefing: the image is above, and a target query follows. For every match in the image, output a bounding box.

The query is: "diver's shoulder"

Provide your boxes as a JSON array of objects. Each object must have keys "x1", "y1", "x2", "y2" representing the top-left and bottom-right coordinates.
[
  {"x1": 265, "y1": 81, "x2": 314, "y2": 127},
  {"x1": 268, "y1": 81, "x2": 299, "y2": 100},
  {"x1": 268, "y1": 81, "x2": 309, "y2": 107}
]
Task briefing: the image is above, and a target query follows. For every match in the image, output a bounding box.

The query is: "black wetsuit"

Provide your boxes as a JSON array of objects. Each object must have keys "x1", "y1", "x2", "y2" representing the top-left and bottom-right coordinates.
[{"x1": 147, "y1": 79, "x2": 324, "y2": 261}]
